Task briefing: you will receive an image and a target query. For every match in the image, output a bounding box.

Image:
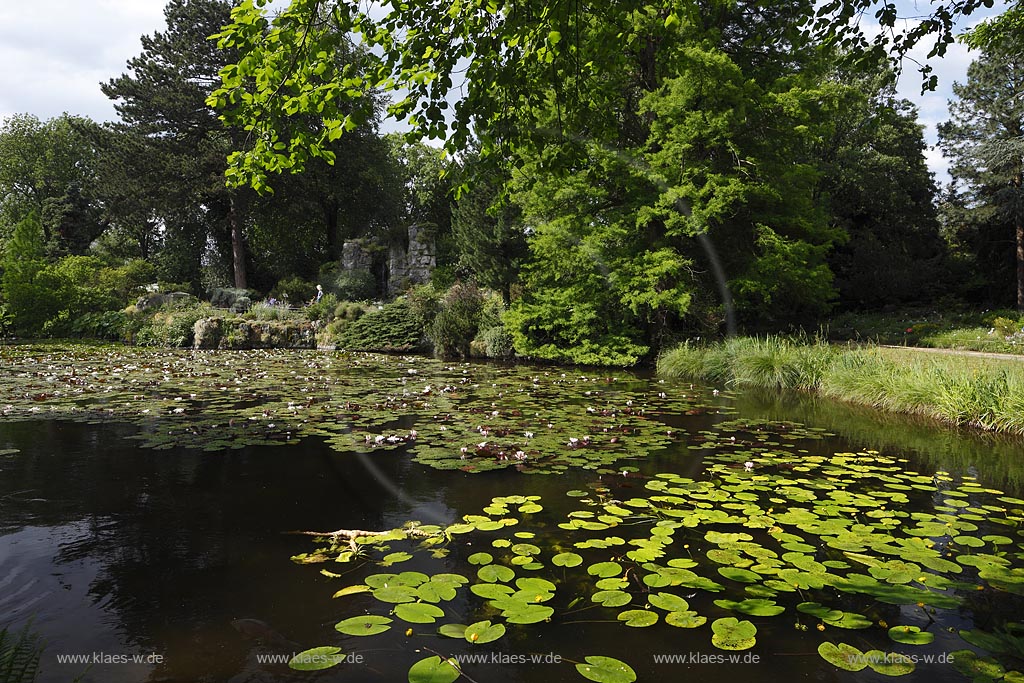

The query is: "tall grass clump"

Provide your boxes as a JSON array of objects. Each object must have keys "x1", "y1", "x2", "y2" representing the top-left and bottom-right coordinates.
[
  {"x1": 0, "y1": 624, "x2": 43, "y2": 683},
  {"x1": 658, "y1": 336, "x2": 837, "y2": 391},
  {"x1": 660, "y1": 338, "x2": 1024, "y2": 436}
]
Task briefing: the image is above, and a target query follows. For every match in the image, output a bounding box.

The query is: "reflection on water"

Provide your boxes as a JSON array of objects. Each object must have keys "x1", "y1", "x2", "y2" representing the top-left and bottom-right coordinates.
[{"x1": 0, "y1": 373, "x2": 1022, "y2": 682}]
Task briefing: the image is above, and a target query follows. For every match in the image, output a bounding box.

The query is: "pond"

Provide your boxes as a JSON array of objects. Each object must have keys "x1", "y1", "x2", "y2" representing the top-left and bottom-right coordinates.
[{"x1": 1, "y1": 343, "x2": 1023, "y2": 683}]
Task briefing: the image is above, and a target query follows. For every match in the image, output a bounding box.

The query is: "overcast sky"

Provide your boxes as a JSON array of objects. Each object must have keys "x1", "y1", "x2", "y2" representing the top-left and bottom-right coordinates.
[{"x1": 0, "y1": 0, "x2": 1007, "y2": 186}]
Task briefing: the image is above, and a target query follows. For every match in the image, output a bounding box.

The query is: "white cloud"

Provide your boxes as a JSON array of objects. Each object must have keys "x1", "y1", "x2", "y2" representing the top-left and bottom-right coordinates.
[{"x1": 0, "y1": 0, "x2": 167, "y2": 123}]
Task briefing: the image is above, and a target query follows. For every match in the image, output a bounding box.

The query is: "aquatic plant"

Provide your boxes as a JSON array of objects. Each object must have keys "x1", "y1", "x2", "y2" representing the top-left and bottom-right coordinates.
[{"x1": 287, "y1": 448, "x2": 1024, "y2": 681}]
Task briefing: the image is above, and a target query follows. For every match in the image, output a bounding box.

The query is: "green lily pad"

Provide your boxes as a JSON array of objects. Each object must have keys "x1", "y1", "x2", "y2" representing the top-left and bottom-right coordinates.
[
  {"x1": 711, "y1": 617, "x2": 756, "y2": 650},
  {"x1": 665, "y1": 611, "x2": 707, "y2": 628},
  {"x1": 553, "y1": 552, "x2": 584, "y2": 567},
  {"x1": 864, "y1": 650, "x2": 916, "y2": 676},
  {"x1": 394, "y1": 602, "x2": 446, "y2": 624},
  {"x1": 468, "y1": 552, "x2": 493, "y2": 565},
  {"x1": 332, "y1": 584, "x2": 372, "y2": 599},
  {"x1": 575, "y1": 655, "x2": 637, "y2": 683},
  {"x1": 335, "y1": 615, "x2": 392, "y2": 636},
  {"x1": 717, "y1": 567, "x2": 760, "y2": 583},
  {"x1": 465, "y1": 620, "x2": 506, "y2": 644},
  {"x1": 408, "y1": 655, "x2": 461, "y2": 683},
  {"x1": 372, "y1": 585, "x2": 418, "y2": 603},
  {"x1": 470, "y1": 582, "x2": 514, "y2": 599},
  {"x1": 288, "y1": 646, "x2": 346, "y2": 671},
  {"x1": 817, "y1": 642, "x2": 867, "y2": 672},
  {"x1": 588, "y1": 562, "x2": 623, "y2": 578},
  {"x1": 502, "y1": 603, "x2": 554, "y2": 624},
  {"x1": 617, "y1": 609, "x2": 659, "y2": 627},
  {"x1": 648, "y1": 592, "x2": 690, "y2": 612},
  {"x1": 713, "y1": 598, "x2": 785, "y2": 617},
  {"x1": 477, "y1": 565, "x2": 515, "y2": 583},
  {"x1": 437, "y1": 623, "x2": 468, "y2": 638},
  {"x1": 592, "y1": 590, "x2": 632, "y2": 607},
  {"x1": 887, "y1": 625, "x2": 934, "y2": 645}
]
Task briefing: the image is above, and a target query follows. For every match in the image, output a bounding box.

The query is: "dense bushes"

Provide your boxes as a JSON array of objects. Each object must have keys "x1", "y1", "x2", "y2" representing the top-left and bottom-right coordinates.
[
  {"x1": 331, "y1": 300, "x2": 424, "y2": 351},
  {"x1": 2, "y1": 214, "x2": 158, "y2": 337},
  {"x1": 133, "y1": 299, "x2": 215, "y2": 347}
]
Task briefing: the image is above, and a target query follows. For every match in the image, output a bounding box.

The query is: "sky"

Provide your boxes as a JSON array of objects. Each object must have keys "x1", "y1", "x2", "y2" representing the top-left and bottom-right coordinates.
[{"x1": 0, "y1": 0, "x2": 1008, "y2": 186}]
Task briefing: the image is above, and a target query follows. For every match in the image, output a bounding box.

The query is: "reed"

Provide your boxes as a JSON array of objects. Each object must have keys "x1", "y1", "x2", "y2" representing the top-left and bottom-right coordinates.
[{"x1": 658, "y1": 338, "x2": 1024, "y2": 435}]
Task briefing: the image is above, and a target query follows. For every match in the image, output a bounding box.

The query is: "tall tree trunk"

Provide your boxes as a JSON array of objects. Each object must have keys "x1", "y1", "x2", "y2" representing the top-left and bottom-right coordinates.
[
  {"x1": 1017, "y1": 170, "x2": 1023, "y2": 313},
  {"x1": 229, "y1": 195, "x2": 247, "y2": 289},
  {"x1": 1016, "y1": 215, "x2": 1023, "y2": 312}
]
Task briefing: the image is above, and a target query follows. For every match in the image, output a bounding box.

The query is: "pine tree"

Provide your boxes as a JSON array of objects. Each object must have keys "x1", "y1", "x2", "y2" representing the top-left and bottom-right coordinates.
[{"x1": 939, "y1": 45, "x2": 1024, "y2": 310}]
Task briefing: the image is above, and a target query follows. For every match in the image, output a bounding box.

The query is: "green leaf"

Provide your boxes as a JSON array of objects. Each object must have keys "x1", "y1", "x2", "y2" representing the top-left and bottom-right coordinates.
[
  {"x1": 408, "y1": 655, "x2": 461, "y2": 683},
  {"x1": 588, "y1": 562, "x2": 623, "y2": 578},
  {"x1": 575, "y1": 655, "x2": 637, "y2": 683},
  {"x1": 887, "y1": 625, "x2": 934, "y2": 645},
  {"x1": 477, "y1": 564, "x2": 515, "y2": 583},
  {"x1": 553, "y1": 552, "x2": 584, "y2": 567},
  {"x1": 437, "y1": 623, "x2": 468, "y2": 638},
  {"x1": 465, "y1": 620, "x2": 506, "y2": 644},
  {"x1": 665, "y1": 611, "x2": 707, "y2": 628},
  {"x1": 382, "y1": 551, "x2": 413, "y2": 565},
  {"x1": 864, "y1": 650, "x2": 916, "y2": 676},
  {"x1": 817, "y1": 642, "x2": 867, "y2": 671},
  {"x1": 468, "y1": 552, "x2": 493, "y2": 565},
  {"x1": 648, "y1": 592, "x2": 690, "y2": 612},
  {"x1": 373, "y1": 585, "x2": 418, "y2": 603},
  {"x1": 288, "y1": 646, "x2": 345, "y2": 671},
  {"x1": 710, "y1": 617, "x2": 756, "y2": 650},
  {"x1": 618, "y1": 609, "x2": 659, "y2": 627},
  {"x1": 713, "y1": 598, "x2": 785, "y2": 617},
  {"x1": 333, "y1": 584, "x2": 372, "y2": 599},
  {"x1": 394, "y1": 602, "x2": 446, "y2": 624},
  {"x1": 470, "y1": 582, "x2": 514, "y2": 599},
  {"x1": 335, "y1": 615, "x2": 392, "y2": 636},
  {"x1": 717, "y1": 567, "x2": 760, "y2": 583}
]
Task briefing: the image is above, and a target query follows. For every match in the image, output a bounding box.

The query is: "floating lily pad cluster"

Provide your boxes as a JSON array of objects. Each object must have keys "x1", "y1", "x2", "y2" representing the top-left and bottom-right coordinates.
[
  {"x1": 294, "y1": 451, "x2": 1024, "y2": 681},
  {"x1": 0, "y1": 345, "x2": 718, "y2": 473}
]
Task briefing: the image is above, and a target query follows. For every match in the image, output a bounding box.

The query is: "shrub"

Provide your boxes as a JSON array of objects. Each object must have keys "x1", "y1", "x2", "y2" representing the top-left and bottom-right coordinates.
[
  {"x1": 332, "y1": 300, "x2": 424, "y2": 352},
  {"x1": 406, "y1": 282, "x2": 442, "y2": 330},
  {"x1": 305, "y1": 293, "x2": 340, "y2": 322},
  {"x1": 70, "y1": 310, "x2": 131, "y2": 340},
  {"x1": 134, "y1": 301, "x2": 217, "y2": 347},
  {"x1": 209, "y1": 287, "x2": 257, "y2": 310},
  {"x1": 479, "y1": 324, "x2": 514, "y2": 358},
  {"x1": 476, "y1": 293, "x2": 505, "y2": 332},
  {"x1": 430, "y1": 280, "x2": 484, "y2": 359},
  {"x1": 991, "y1": 317, "x2": 1022, "y2": 338},
  {"x1": 334, "y1": 302, "x2": 365, "y2": 321},
  {"x1": 245, "y1": 301, "x2": 302, "y2": 322},
  {"x1": 332, "y1": 270, "x2": 377, "y2": 301},
  {"x1": 270, "y1": 276, "x2": 316, "y2": 305}
]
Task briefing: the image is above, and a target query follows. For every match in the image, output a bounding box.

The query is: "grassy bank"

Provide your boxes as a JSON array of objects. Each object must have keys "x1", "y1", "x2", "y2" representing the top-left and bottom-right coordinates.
[
  {"x1": 657, "y1": 336, "x2": 1024, "y2": 435},
  {"x1": 827, "y1": 308, "x2": 1024, "y2": 354}
]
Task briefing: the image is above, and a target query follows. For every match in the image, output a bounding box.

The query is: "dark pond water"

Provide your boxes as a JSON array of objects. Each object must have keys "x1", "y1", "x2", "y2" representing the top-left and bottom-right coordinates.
[{"x1": 2, "y1": 345, "x2": 1024, "y2": 683}]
